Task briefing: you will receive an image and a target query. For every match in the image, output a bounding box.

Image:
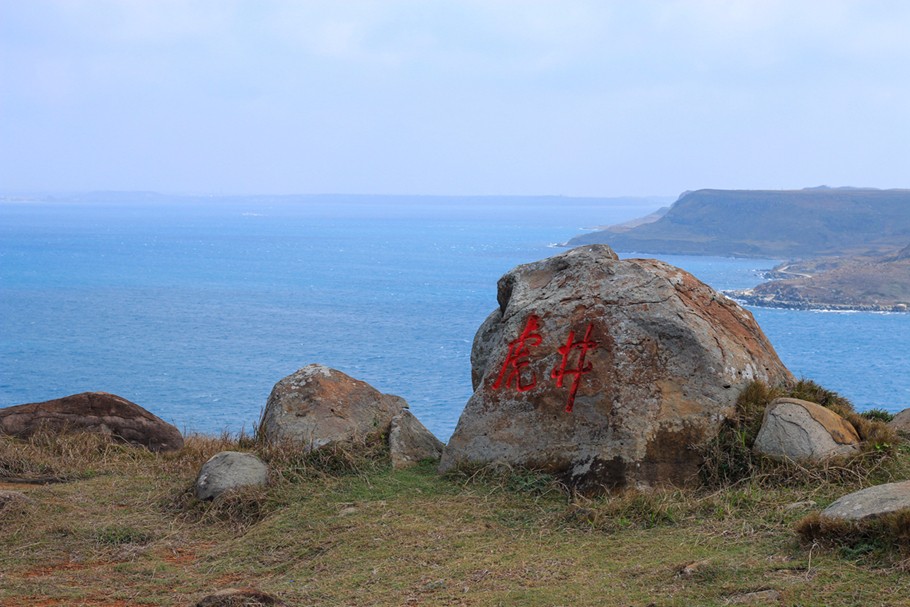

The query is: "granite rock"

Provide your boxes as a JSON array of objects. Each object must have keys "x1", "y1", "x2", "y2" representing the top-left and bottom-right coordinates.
[
  {"x1": 0, "y1": 392, "x2": 183, "y2": 452},
  {"x1": 753, "y1": 398, "x2": 860, "y2": 463},
  {"x1": 258, "y1": 364, "x2": 407, "y2": 449},
  {"x1": 195, "y1": 451, "x2": 269, "y2": 501},
  {"x1": 389, "y1": 409, "x2": 445, "y2": 469},
  {"x1": 440, "y1": 245, "x2": 793, "y2": 491}
]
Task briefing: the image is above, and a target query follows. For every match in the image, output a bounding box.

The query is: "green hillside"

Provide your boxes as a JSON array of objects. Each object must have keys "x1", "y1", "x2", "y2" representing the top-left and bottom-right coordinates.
[{"x1": 569, "y1": 188, "x2": 910, "y2": 258}]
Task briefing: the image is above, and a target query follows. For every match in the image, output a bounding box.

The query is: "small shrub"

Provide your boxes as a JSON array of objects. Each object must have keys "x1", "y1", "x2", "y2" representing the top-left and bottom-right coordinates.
[
  {"x1": 446, "y1": 462, "x2": 567, "y2": 500},
  {"x1": 564, "y1": 489, "x2": 685, "y2": 532},
  {"x1": 259, "y1": 432, "x2": 391, "y2": 483},
  {"x1": 94, "y1": 525, "x2": 154, "y2": 546},
  {"x1": 861, "y1": 409, "x2": 895, "y2": 423}
]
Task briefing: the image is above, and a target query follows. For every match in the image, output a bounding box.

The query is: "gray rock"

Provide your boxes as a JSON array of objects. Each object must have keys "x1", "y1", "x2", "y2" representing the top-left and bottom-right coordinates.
[
  {"x1": 0, "y1": 392, "x2": 183, "y2": 452},
  {"x1": 258, "y1": 364, "x2": 407, "y2": 449},
  {"x1": 821, "y1": 480, "x2": 910, "y2": 521},
  {"x1": 753, "y1": 398, "x2": 860, "y2": 463},
  {"x1": 389, "y1": 410, "x2": 445, "y2": 469},
  {"x1": 440, "y1": 245, "x2": 793, "y2": 491},
  {"x1": 194, "y1": 451, "x2": 269, "y2": 501},
  {"x1": 889, "y1": 408, "x2": 910, "y2": 434}
]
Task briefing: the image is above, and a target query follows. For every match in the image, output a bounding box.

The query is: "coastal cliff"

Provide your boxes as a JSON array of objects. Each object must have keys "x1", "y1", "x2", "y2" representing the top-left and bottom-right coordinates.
[{"x1": 569, "y1": 187, "x2": 910, "y2": 258}]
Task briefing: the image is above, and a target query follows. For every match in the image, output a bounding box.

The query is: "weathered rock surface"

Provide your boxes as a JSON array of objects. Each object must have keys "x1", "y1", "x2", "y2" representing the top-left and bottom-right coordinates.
[
  {"x1": 389, "y1": 410, "x2": 445, "y2": 469},
  {"x1": 194, "y1": 588, "x2": 288, "y2": 606},
  {"x1": 0, "y1": 392, "x2": 183, "y2": 452},
  {"x1": 753, "y1": 398, "x2": 860, "y2": 463},
  {"x1": 821, "y1": 480, "x2": 910, "y2": 521},
  {"x1": 440, "y1": 245, "x2": 794, "y2": 491},
  {"x1": 258, "y1": 364, "x2": 407, "y2": 449},
  {"x1": 889, "y1": 408, "x2": 910, "y2": 434},
  {"x1": 195, "y1": 451, "x2": 269, "y2": 501}
]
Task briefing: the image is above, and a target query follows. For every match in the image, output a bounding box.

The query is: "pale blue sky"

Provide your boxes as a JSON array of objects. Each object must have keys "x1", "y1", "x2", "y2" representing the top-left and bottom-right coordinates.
[{"x1": 1, "y1": 1, "x2": 908, "y2": 196}]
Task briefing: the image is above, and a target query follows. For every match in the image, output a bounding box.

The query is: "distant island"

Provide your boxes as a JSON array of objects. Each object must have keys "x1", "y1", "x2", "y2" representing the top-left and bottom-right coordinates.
[{"x1": 569, "y1": 187, "x2": 910, "y2": 311}]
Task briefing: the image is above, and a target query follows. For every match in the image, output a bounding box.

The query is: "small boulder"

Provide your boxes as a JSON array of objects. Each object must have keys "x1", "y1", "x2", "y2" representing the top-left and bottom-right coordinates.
[
  {"x1": 889, "y1": 408, "x2": 910, "y2": 435},
  {"x1": 389, "y1": 410, "x2": 445, "y2": 469},
  {"x1": 0, "y1": 392, "x2": 183, "y2": 452},
  {"x1": 753, "y1": 398, "x2": 860, "y2": 463},
  {"x1": 194, "y1": 588, "x2": 288, "y2": 606},
  {"x1": 195, "y1": 451, "x2": 269, "y2": 501},
  {"x1": 821, "y1": 480, "x2": 910, "y2": 521},
  {"x1": 258, "y1": 364, "x2": 407, "y2": 449}
]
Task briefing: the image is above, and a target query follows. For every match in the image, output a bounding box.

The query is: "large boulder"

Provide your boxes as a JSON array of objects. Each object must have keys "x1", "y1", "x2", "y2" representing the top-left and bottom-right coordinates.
[
  {"x1": 821, "y1": 480, "x2": 910, "y2": 521},
  {"x1": 194, "y1": 451, "x2": 269, "y2": 501},
  {"x1": 258, "y1": 364, "x2": 408, "y2": 449},
  {"x1": 389, "y1": 410, "x2": 445, "y2": 469},
  {"x1": 0, "y1": 392, "x2": 183, "y2": 452},
  {"x1": 753, "y1": 398, "x2": 860, "y2": 463},
  {"x1": 439, "y1": 245, "x2": 793, "y2": 491}
]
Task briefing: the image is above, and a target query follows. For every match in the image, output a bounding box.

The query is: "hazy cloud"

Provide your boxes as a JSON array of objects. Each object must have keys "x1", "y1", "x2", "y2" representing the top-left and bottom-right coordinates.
[{"x1": 1, "y1": 0, "x2": 908, "y2": 195}]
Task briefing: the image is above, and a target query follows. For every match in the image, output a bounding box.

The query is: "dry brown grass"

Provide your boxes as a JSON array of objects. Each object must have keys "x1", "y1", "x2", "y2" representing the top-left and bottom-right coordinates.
[
  {"x1": 796, "y1": 510, "x2": 910, "y2": 564},
  {"x1": 2, "y1": 418, "x2": 910, "y2": 606}
]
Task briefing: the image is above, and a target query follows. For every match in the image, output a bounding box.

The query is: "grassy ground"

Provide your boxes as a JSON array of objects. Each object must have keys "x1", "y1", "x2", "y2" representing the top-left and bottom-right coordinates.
[{"x1": 2, "y1": 428, "x2": 909, "y2": 607}]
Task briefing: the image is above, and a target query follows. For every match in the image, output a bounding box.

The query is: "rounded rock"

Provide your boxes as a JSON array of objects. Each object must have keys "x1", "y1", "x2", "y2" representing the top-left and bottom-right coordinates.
[
  {"x1": 194, "y1": 451, "x2": 269, "y2": 501},
  {"x1": 753, "y1": 398, "x2": 860, "y2": 463},
  {"x1": 821, "y1": 480, "x2": 910, "y2": 521},
  {"x1": 258, "y1": 364, "x2": 407, "y2": 449}
]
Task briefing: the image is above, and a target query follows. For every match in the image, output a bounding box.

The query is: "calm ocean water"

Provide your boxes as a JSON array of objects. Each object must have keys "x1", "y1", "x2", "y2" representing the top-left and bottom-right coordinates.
[{"x1": 2, "y1": 194, "x2": 908, "y2": 441}]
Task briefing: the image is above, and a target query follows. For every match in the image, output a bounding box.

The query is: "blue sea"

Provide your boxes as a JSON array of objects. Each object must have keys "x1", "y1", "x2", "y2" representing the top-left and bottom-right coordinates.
[{"x1": 2, "y1": 194, "x2": 908, "y2": 441}]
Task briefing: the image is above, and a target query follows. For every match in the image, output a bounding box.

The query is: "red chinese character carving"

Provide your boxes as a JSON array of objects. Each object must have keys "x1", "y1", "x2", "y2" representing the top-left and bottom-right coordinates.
[
  {"x1": 492, "y1": 315, "x2": 543, "y2": 392},
  {"x1": 551, "y1": 323, "x2": 598, "y2": 413}
]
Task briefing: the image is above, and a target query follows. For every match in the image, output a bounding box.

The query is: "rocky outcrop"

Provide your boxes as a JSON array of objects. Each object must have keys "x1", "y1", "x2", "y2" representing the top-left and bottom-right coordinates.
[
  {"x1": 440, "y1": 245, "x2": 793, "y2": 491},
  {"x1": 753, "y1": 398, "x2": 860, "y2": 463},
  {"x1": 258, "y1": 364, "x2": 408, "y2": 449},
  {"x1": 0, "y1": 392, "x2": 184, "y2": 452},
  {"x1": 821, "y1": 481, "x2": 910, "y2": 521},
  {"x1": 194, "y1": 451, "x2": 269, "y2": 501},
  {"x1": 889, "y1": 408, "x2": 910, "y2": 435},
  {"x1": 389, "y1": 410, "x2": 445, "y2": 469}
]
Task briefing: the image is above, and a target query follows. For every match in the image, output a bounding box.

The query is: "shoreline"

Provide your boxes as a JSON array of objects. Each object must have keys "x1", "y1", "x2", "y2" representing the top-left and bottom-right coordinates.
[{"x1": 725, "y1": 292, "x2": 910, "y2": 314}]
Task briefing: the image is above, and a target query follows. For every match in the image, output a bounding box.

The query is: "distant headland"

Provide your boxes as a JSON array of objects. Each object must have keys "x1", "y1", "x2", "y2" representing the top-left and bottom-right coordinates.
[
  {"x1": 567, "y1": 187, "x2": 910, "y2": 311},
  {"x1": 568, "y1": 186, "x2": 910, "y2": 259}
]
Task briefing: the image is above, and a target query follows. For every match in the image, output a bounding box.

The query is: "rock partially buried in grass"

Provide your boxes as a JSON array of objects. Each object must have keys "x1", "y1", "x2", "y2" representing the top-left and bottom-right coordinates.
[
  {"x1": 440, "y1": 245, "x2": 793, "y2": 491},
  {"x1": 0, "y1": 489, "x2": 32, "y2": 515},
  {"x1": 258, "y1": 364, "x2": 408, "y2": 449},
  {"x1": 889, "y1": 408, "x2": 910, "y2": 435},
  {"x1": 821, "y1": 480, "x2": 910, "y2": 521},
  {"x1": 194, "y1": 588, "x2": 288, "y2": 606},
  {"x1": 753, "y1": 398, "x2": 860, "y2": 463},
  {"x1": 0, "y1": 392, "x2": 184, "y2": 452},
  {"x1": 195, "y1": 451, "x2": 269, "y2": 501},
  {"x1": 389, "y1": 409, "x2": 445, "y2": 469}
]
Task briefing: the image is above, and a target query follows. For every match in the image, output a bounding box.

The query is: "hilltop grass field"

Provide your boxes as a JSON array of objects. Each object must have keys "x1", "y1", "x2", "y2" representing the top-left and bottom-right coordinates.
[{"x1": 2, "y1": 417, "x2": 909, "y2": 607}]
